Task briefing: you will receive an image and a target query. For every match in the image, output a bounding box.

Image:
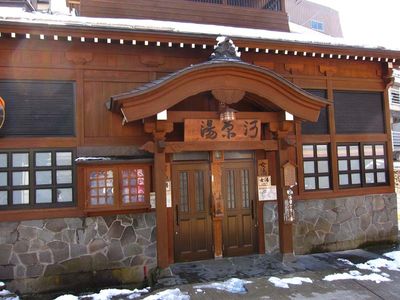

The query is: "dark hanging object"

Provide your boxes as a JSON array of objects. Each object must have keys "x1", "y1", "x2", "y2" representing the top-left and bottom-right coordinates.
[
  {"x1": 0, "y1": 97, "x2": 4, "y2": 129},
  {"x1": 209, "y1": 36, "x2": 241, "y2": 61}
]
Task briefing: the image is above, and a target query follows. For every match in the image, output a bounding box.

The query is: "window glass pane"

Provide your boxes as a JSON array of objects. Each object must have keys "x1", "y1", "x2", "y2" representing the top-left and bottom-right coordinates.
[
  {"x1": 0, "y1": 191, "x2": 7, "y2": 205},
  {"x1": 364, "y1": 159, "x2": 374, "y2": 170},
  {"x1": 316, "y1": 145, "x2": 328, "y2": 157},
  {"x1": 12, "y1": 171, "x2": 29, "y2": 186},
  {"x1": 0, "y1": 172, "x2": 7, "y2": 186},
  {"x1": 376, "y1": 159, "x2": 385, "y2": 170},
  {"x1": 224, "y1": 151, "x2": 253, "y2": 160},
  {"x1": 0, "y1": 154, "x2": 7, "y2": 168},
  {"x1": 12, "y1": 153, "x2": 29, "y2": 167},
  {"x1": 13, "y1": 190, "x2": 29, "y2": 204},
  {"x1": 303, "y1": 161, "x2": 315, "y2": 174},
  {"x1": 36, "y1": 189, "x2": 52, "y2": 203},
  {"x1": 35, "y1": 152, "x2": 52, "y2": 167},
  {"x1": 57, "y1": 170, "x2": 72, "y2": 184},
  {"x1": 337, "y1": 146, "x2": 347, "y2": 157},
  {"x1": 350, "y1": 159, "x2": 360, "y2": 170},
  {"x1": 302, "y1": 145, "x2": 314, "y2": 158},
  {"x1": 304, "y1": 177, "x2": 316, "y2": 190},
  {"x1": 365, "y1": 172, "x2": 375, "y2": 184},
  {"x1": 318, "y1": 176, "x2": 330, "y2": 189},
  {"x1": 318, "y1": 160, "x2": 329, "y2": 173},
  {"x1": 375, "y1": 145, "x2": 384, "y2": 156},
  {"x1": 56, "y1": 152, "x2": 72, "y2": 166},
  {"x1": 377, "y1": 172, "x2": 386, "y2": 183},
  {"x1": 36, "y1": 171, "x2": 52, "y2": 185},
  {"x1": 349, "y1": 146, "x2": 359, "y2": 157},
  {"x1": 338, "y1": 160, "x2": 348, "y2": 171},
  {"x1": 339, "y1": 174, "x2": 349, "y2": 185},
  {"x1": 351, "y1": 173, "x2": 361, "y2": 185},
  {"x1": 363, "y1": 145, "x2": 373, "y2": 156},
  {"x1": 57, "y1": 188, "x2": 73, "y2": 202}
]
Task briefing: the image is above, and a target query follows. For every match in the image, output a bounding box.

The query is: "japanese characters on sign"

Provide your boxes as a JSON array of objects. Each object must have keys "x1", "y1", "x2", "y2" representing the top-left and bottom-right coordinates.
[
  {"x1": 185, "y1": 119, "x2": 261, "y2": 142},
  {"x1": 257, "y1": 175, "x2": 277, "y2": 201}
]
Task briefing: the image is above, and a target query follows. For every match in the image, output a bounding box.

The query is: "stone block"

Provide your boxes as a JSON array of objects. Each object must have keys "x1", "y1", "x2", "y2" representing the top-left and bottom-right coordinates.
[
  {"x1": 39, "y1": 250, "x2": 53, "y2": 264},
  {"x1": 92, "y1": 252, "x2": 108, "y2": 270},
  {"x1": 15, "y1": 265, "x2": 26, "y2": 278},
  {"x1": 44, "y1": 264, "x2": 66, "y2": 276},
  {"x1": 38, "y1": 229, "x2": 55, "y2": 242},
  {"x1": 130, "y1": 255, "x2": 145, "y2": 267},
  {"x1": 13, "y1": 240, "x2": 29, "y2": 254},
  {"x1": 145, "y1": 213, "x2": 156, "y2": 228},
  {"x1": 372, "y1": 196, "x2": 385, "y2": 211},
  {"x1": 118, "y1": 215, "x2": 133, "y2": 226},
  {"x1": 29, "y1": 239, "x2": 45, "y2": 252},
  {"x1": 70, "y1": 244, "x2": 88, "y2": 258},
  {"x1": 137, "y1": 237, "x2": 150, "y2": 247},
  {"x1": 65, "y1": 218, "x2": 83, "y2": 230},
  {"x1": 136, "y1": 228, "x2": 151, "y2": 241},
  {"x1": 102, "y1": 216, "x2": 116, "y2": 228},
  {"x1": 48, "y1": 241, "x2": 69, "y2": 263},
  {"x1": 106, "y1": 221, "x2": 124, "y2": 240},
  {"x1": 150, "y1": 227, "x2": 157, "y2": 243},
  {"x1": 9, "y1": 253, "x2": 20, "y2": 265},
  {"x1": 97, "y1": 219, "x2": 109, "y2": 236},
  {"x1": 61, "y1": 255, "x2": 92, "y2": 273},
  {"x1": 61, "y1": 230, "x2": 76, "y2": 244},
  {"x1": 18, "y1": 253, "x2": 38, "y2": 266},
  {"x1": 107, "y1": 241, "x2": 124, "y2": 262},
  {"x1": 0, "y1": 244, "x2": 12, "y2": 265},
  {"x1": 45, "y1": 219, "x2": 68, "y2": 233},
  {"x1": 26, "y1": 264, "x2": 44, "y2": 278},
  {"x1": 0, "y1": 222, "x2": 18, "y2": 234},
  {"x1": 0, "y1": 230, "x2": 17, "y2": 244},
  {"x1": 88, "y1": 239, "x2": 107, "y2": 253},
  {"x1": 123, "y1": 243, "x2": 142, "y2": 257},
  {"x1": 0, "y1": 265, "x2": 14, "y2": 280},
  {"x1": 20, "y1": 220, "x2": 44, "y2": 228},
  {"x1": 132, "y1": 215, "x2": 146, "y2": 229},
  {"x1": 18, "y1": 226, "x2": 38, "y2": 241},
  {"x1": 144, "y1": 243, "x2": 156, "y2": 258},
  {"x1": 355, "y1": 206, "x2": 368, "y2": 217},
  {"x1": 120, "y1": 227, "x2": 136, "y2": 247},
  {"x1": 315, "y1": 217, "x2": 332, "y2": 233}
]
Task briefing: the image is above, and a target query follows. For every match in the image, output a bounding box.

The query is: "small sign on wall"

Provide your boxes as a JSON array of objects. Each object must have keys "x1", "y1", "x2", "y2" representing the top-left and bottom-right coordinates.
[
  {"x1": 257, "y1": 176, "x2": 277, "y2": 201},
  {"x1": 166, "y1": 180, "x2": 172, "y2": 208},
  {"x1": 283, "y1": 161, "x2": 296, "y2": 187},
  {"x1": 150, "y1": 192, "x2": 156, "y2": 209}
]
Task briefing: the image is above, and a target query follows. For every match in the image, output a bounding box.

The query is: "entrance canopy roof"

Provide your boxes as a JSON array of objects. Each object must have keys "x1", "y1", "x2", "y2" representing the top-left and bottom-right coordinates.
[{"x1": 108, "y1": 39, "x2": 330, "y2": 122}]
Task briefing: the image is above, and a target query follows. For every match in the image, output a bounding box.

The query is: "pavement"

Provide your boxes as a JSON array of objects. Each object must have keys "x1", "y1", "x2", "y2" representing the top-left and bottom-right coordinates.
[{"x1": 147, "y1": 243, "x2": 400, "y2": 300}]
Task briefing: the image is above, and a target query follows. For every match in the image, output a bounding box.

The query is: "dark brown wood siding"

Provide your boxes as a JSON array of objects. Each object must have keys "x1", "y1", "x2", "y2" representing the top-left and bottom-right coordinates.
[
  {"x1": 334, "y1": 91, "x2": 385, "y2": 134},
  {"x1": 0, "y1": 80, "x2": 75, "y2": 137}
]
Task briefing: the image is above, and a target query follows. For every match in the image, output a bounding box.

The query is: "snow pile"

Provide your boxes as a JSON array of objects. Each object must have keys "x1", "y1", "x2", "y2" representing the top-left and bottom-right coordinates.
[
  {"x1": 49, "y1": 0, "x2": 71, "y2": 15},
  {"x1": 194, "y1": 278, "x2": 251, "y2": 294},
  {"x1": 268, "y1": 276, "x2": 312, "y2": 289},
  {"x1": 0, "y1": 281, "x2": 4, "y2": 288},
  {"x1": 54, "y1": 287, "x2": 149, "y2": 300},
  {"x1": 142, "y1": 288, "x2": 189, "y2": 300},
  {"x1": 0, "y1": 289, "x2": 20, "y2": 300},
  {"x1": 323, "y1": 270, "x2": 391, "y2": 284}
]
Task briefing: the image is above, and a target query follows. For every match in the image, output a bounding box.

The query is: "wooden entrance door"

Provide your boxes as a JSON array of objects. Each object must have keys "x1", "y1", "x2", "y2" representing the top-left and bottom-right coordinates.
[
  {"x1": 222, "y1": 161, "x2": 257, "y2": 256},
  {"x1": 172, "y1": 163, "x2": 213, "y2": 262}
]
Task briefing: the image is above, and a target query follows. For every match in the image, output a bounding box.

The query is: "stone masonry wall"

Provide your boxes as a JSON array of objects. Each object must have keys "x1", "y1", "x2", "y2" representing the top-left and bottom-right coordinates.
[
  {"x1": 0, "y1": 213, "x2": 156, "y2": 294},
  {"x1": 294, "y1": 193, "x2": 398, "y2": 254},
  {"x1": 263, "y1": 202, "x2": 280, "y2": 254}
]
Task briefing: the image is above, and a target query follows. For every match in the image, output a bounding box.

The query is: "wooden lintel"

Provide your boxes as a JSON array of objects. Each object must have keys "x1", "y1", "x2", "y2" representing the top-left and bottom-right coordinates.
[
  {"x1": 164, "y1": 140, "x2": 278, "y2": 153},
  {"x1": 167, "y1": 111, "x2": 279, "y2": 123}
]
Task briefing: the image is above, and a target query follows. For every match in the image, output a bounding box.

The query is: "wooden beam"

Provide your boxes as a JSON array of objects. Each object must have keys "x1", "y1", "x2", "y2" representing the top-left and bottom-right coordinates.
[
  {"x1": 164, "y1": 140, "x2": 278, "y2": 153},
  {"x1": 167, "y1": 111, "x2": 280, "y2": 123}
]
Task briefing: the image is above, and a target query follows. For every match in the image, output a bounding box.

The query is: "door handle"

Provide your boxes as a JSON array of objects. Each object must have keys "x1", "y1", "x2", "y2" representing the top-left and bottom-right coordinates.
[
  {"x1": 251, "y1": 200, "x2": 254, "y2": 219},
  {"x1": 175, "y1": 204, "x2": 179, "y2": 226}
]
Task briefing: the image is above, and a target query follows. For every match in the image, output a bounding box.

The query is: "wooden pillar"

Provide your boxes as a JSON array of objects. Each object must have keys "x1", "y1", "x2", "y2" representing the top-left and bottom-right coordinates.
[
  {"x1": 211, "y1": 151, "x2": 224, "y2": 258},
  {"x1": 144, "y1": 121, "x2": 173, "y2": 268}
]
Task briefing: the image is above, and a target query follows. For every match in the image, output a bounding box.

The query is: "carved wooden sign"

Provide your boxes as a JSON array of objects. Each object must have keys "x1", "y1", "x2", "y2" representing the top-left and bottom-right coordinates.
[
  {"x1": 283, "y1": 161, "x2": 296, "y2": 187},
  {"x1": 184, "y1": 119, "x2": 261, "y2": 142}
]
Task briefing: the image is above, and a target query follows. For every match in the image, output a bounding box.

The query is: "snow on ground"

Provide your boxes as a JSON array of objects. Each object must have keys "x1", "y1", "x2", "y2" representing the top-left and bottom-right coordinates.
[
  {"x1": 268, "y1": 276, "x2": 313, "y2": 289},
  {"x1": 142, "y1": 288, "x2": 189, "y2": 300},
  {"x1": 0, "y1": 289, "x2": 20, "y2": 300},
  {"x1": 54, "y1": 288, "x2": 149, "y2": 300},
  {"x1": 0, "y1": 281, "x2": 4, "y2": 287},
  {"x1": 193, "y1": 278, "x2": 251, "y2": 294},
  {"x1": 323, "y1": 270, "x2": 391, "y2": 284}
]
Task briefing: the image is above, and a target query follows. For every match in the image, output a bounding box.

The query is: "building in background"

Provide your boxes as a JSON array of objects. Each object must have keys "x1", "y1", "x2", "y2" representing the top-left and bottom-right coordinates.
[{"x1": 286, "y1": 0, "x2": 343, "y2": 37}]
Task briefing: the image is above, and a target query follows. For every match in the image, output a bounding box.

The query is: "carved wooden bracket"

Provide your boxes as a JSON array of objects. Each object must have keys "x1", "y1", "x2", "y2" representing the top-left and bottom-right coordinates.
[
  {"x1": 284, "y1": 63, "x2": 304, "y2": 75},
  {"x1": 319, "y1": 65, "x2": 337, "y2": 76},
  {"x1": 269, "y1": 121, "x2": 294, "y2": 133},
  {"x1": 211, "y1": 89, "x2": 245, "y2": 104},
  {"x1": 140, "y1": 55, "x2": 165, "y2": 67},
  {"x1": 65, "y1": 52, "x2": 93, "y2": 65},
  {"x1": 140, "y1": 141, "x2": 155, "y2": 153}
]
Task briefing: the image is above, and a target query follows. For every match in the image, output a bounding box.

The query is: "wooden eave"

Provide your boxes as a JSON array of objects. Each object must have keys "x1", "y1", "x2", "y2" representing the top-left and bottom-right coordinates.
[
  {"x1": 1, "y1": 22, "x2": 400, "y2": 61},
  {"x1": 108, "y1": 60, "x2": 331, "y2": 122}
]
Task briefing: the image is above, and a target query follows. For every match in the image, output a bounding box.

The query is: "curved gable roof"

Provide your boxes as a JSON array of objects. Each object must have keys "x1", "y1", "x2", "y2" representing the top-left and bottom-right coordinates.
[{"x1": 108, "y1": 59, "x2": 330, "y2": 122}]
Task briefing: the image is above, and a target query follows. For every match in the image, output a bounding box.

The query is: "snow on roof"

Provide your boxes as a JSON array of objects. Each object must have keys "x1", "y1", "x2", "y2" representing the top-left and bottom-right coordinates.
[{"x1": 0, "y1": 7, "x2": 399, "y2": 53}]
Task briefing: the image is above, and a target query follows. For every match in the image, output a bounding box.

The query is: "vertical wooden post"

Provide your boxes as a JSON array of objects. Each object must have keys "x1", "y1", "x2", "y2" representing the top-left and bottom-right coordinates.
[{"x1": 211, "y1": 151, "x2": 224, "y2": 258}]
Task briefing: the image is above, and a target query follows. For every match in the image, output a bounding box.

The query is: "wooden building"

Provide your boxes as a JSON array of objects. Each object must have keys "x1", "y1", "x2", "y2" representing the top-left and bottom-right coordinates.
[{"x1": 0, "y1": 0, "x2": 398, "y2": 294}]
